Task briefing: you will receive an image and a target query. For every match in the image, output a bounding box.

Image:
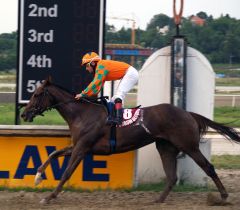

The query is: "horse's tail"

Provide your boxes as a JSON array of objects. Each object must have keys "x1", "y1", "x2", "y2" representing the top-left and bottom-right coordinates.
[{"x1": 189, "y1": 112, "x2": 240, "y2": 144}]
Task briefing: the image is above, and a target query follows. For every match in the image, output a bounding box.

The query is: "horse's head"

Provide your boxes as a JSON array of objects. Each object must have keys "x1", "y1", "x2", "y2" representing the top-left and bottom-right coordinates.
[{"x1": 21, "y1": 77, "x2": 53, "y2": 122}]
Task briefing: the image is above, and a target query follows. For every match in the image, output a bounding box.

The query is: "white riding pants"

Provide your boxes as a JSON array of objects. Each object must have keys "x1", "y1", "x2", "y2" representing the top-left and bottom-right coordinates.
[{"x1": 111, "y1": 66, "x2": 139, "y2": 102}]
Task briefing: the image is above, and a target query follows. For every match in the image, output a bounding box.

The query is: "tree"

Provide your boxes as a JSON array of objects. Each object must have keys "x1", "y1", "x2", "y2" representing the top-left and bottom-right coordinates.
[
  {"x1": 0, "y1": 31, "x2": 17, "y2": 71},
  {"x1": 196, "y1": 11, "x2": 208, "y2": 20},
  {"x1": 1, "y1": 13, "x2": 240, "y2": 72},
  {"x1": 146, "y1": 14, "x2": 174, "y2": 30}
]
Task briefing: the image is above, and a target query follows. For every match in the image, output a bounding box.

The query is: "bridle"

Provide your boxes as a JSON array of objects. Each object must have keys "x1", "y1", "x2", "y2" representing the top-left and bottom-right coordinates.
[
  {"x1": 28, "y1": 88, "x2": 54, "y2": 117},
  {"x1": 28, "y1": 87, "x2": 109, "y2": 118},
  {"x1": 27, "y1": 88, "x2": 71, "y2": 118}
]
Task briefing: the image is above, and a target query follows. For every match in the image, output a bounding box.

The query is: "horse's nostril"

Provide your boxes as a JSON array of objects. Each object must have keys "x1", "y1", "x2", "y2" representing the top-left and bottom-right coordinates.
[{"x1": 21, "y1": 113, "x2": 26, "y2": 118}]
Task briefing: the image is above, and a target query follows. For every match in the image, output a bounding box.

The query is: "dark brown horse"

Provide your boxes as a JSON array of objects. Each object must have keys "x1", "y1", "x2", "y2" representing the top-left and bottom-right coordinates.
[{"x1": 21, "y1": 77, "x2": 240, "y2": 204}]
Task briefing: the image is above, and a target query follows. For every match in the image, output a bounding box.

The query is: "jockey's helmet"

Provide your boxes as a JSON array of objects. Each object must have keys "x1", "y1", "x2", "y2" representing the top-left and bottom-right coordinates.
[{"x1": 81, "y1": 52, "x2": 101, "y2": 66}]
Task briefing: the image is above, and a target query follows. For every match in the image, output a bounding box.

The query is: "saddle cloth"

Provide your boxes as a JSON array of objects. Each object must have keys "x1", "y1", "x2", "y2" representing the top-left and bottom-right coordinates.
[{"x1": 118, "y1": 108, "x2": 141, "y2": 127}]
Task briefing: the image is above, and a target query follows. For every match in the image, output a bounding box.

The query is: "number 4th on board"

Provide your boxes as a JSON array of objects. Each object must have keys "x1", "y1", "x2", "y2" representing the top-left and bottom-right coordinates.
[{"x1": 27, "y1": 55, "x2": 52, "y2": 68}]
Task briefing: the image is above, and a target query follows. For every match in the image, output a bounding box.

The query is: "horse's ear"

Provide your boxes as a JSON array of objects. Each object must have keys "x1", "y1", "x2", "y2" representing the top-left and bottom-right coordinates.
[
  {"x1": 47, "y1": 75, "x2": 53, "y2": 83},
  {"x1": 42, "y1": 75, "x2": 53, "y2": 86}
]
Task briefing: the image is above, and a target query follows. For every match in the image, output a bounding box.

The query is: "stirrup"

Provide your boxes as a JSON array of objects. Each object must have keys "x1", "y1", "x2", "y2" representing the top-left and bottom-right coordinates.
[
  {"x1": 106, "y1": 116, "x2": 122, "y2": 126},
  {"x1": 106, "y1": 116, "x2": 115, "y2": 125},
  {"x1": 115, "y1": 117, "x2": 122, "y2": 125}
]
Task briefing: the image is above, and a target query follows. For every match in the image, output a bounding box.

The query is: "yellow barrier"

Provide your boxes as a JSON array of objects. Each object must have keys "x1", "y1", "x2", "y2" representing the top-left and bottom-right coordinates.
[{"x1": 0, "y1": 126, "x2": 135, "y2": 189}]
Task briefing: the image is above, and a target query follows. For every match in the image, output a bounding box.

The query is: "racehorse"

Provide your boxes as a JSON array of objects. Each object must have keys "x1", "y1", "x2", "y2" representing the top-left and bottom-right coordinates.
[{"x1": 21, "y1": 77, "x2": 240, "y2": 204}]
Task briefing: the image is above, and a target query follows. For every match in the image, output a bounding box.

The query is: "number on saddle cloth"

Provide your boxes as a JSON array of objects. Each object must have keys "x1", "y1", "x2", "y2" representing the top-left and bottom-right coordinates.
[
  {"x1": 120, "y1": 107, "x2": 141, "y2": 127},
  {"x1": 103, "y1": 98, "x2": 142, "y2": 127}
]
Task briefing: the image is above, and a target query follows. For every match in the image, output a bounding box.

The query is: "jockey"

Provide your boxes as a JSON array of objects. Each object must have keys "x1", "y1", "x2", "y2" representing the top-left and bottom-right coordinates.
[{"x1": 75, "y1": 52, "x2": 139, "y2": 125}]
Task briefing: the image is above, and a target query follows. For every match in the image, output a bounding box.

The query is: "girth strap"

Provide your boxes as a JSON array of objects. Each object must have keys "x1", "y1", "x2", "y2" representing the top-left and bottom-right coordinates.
[{"x1": 109, "y1": 124, "x2": 116, "y2": 154}]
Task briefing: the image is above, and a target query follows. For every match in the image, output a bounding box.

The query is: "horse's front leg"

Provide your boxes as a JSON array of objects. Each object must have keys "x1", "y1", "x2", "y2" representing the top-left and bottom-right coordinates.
[
  {"x1": 40, "y1": 142, "x2": 88, "y2": 204},
  {"x1": 35, "y1": 146, "x2": 73, "y2": 186}
]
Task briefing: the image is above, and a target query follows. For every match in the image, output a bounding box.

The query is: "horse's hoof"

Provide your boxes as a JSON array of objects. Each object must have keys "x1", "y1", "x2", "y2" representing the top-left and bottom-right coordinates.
[
  {"x1": 207, "y1": 192, "x2": 230, "y2": 206},
  {"x1": 221, "y1": 193, "x2": 229, "y2": 200},
  {"x1": 40, "y1": 198, "x2": 48, "y2": 205},
  {"x1": 155, "y1": 198, "x2": 165, "y2": 203},
  {"x1": 35, "y1": 172, "x2": 43, "y2": 186}
]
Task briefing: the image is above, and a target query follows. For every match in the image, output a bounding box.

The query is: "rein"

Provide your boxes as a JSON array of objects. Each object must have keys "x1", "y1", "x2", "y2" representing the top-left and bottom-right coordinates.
[
  {"x1": 45, "y1": 98, "x2": 76, "y2": 111},
  {"x1": 28, "y1": 88, "x2": 75, "y2": 117},
  {"x1": 80, "y1": 96, "x2": 109, "y2": 106},
  {"x1": 35, "y1": 87, "x2": 108, "y2": 115},
  {"x1": 45, "y1": 96, "x2": 108, "y2": 111}
]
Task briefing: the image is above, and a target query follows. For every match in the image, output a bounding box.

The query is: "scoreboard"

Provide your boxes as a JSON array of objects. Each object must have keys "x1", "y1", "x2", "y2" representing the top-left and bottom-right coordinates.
[{"x1": 17, "y1": 0, "x2": 105, "y2": 103}]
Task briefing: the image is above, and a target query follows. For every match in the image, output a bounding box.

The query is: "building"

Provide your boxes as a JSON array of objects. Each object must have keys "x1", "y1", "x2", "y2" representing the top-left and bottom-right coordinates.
[
  {"x1": 190, "y1": 15, "x2": 205, "y2": 26},
  {"x1": 105, "y1": 43, "x2": 155, "y2": 69}
]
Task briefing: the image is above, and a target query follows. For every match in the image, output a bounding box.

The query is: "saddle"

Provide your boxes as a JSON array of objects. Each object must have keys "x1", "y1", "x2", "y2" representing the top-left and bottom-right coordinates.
[
  {"x1": 105, "y1": 100, "x2": 141, "y2": 154},
  {"x1": 85, "y1": 96, "x2": 141, "y2": 154},
  {"x1": 105, "y1": 101, "x2": 141, "y2": 127},
  {"x1": 80, "y1": 96, "x2": 141, "y2": 127}
]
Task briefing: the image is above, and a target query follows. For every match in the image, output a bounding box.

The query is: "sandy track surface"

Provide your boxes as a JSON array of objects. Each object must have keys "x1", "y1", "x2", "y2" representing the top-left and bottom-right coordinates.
[{"x1": 0, "y1": 169, "x2": 239, "y2": 210}]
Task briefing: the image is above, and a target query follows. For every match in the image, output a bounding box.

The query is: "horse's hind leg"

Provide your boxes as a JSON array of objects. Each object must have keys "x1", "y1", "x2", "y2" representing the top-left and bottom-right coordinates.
[
  {"x1": 187, "y1": 148, "x2": 228, "y2": 201},
  {"x1": 155, "y1": 140, "x2": 179, "y2": 203},
  {"x1": 35, "y1": 146, "x2": 73, "y2": 186}
]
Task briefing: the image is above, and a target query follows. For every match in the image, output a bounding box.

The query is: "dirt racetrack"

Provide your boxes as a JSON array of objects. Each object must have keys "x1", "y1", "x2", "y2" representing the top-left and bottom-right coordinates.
[{"x1": 0, "y1": 169, "x2": 239, "y2": 210}]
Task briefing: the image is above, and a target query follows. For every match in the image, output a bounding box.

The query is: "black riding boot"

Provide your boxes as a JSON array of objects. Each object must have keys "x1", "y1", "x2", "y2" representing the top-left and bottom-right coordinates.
[
  {"x1": 106, "y1": 98, "x2": 123, "y2": 125},
  {"x1": 114, "y1": 98, "x2": 123, "y2": 125}
]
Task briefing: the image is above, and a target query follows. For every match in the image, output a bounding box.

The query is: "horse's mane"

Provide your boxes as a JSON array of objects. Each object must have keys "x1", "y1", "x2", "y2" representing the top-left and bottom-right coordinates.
[
  {"x1": 51, "y1": 83, "x2": 75, "y2": 96},
  {"x1": 50, "y1": 82, "x2": 108, "y2": 106}
]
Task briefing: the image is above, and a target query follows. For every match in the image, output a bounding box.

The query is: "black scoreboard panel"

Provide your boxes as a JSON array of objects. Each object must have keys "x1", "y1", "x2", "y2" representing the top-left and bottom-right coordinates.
[{"x1": 17, "y1": 0, "x2": 105, "y2": 103}]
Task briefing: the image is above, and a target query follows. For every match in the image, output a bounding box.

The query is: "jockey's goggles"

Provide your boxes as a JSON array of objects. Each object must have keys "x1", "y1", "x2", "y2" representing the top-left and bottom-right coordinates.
[{"x1": 85, "y1": 61, "x2": 92, "y2": 67}]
